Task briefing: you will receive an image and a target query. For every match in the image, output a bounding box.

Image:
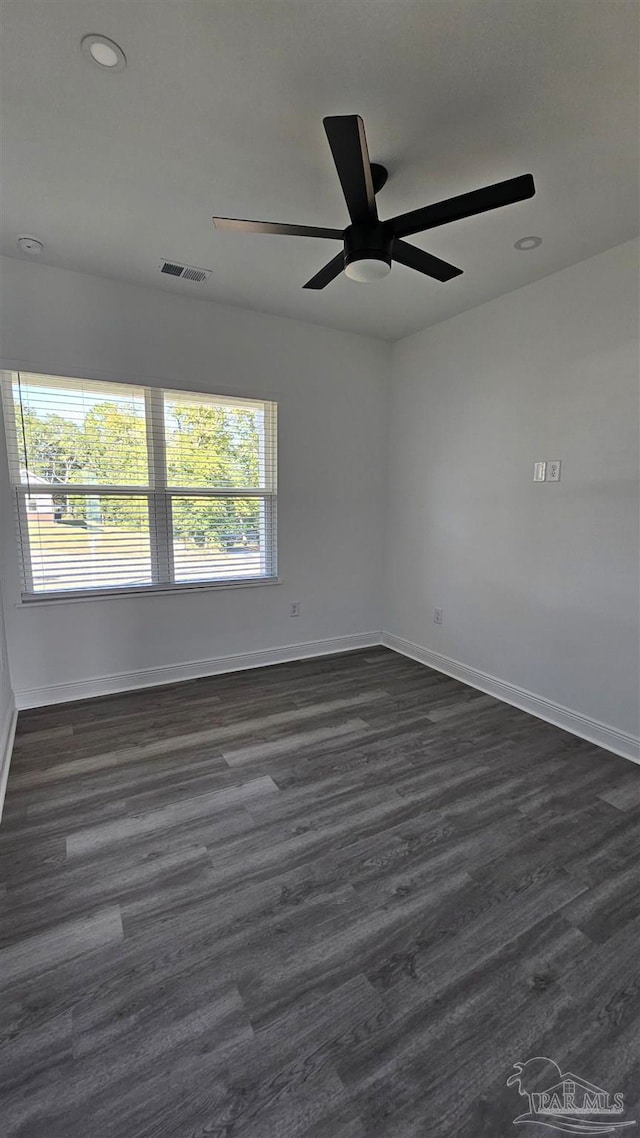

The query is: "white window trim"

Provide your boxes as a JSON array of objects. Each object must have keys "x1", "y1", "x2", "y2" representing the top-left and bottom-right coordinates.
[
  {"x1": 2, "y1": 372, "x2": 278, "y2": 603},
  {"x1": 14, "y1": 576, "x2": 282, "y2": 607}
]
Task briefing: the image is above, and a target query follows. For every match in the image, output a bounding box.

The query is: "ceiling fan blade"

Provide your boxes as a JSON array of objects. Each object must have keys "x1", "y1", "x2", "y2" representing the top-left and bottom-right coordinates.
[
  {"x1": 323, "y1": 115, "x2": 378, "y2": 226},
  {"x1": 213, "y1": 217, "x2": 343, "y2": 239},
  {"x1": 389, "y1": 173, "x2": 535, "y2": 239},
  {"x1": 302, "y1": 251, "x2": 345, "y2": 289},
  {"x1": 393, "y1": 240, "x2": 463, "y2": 282}
]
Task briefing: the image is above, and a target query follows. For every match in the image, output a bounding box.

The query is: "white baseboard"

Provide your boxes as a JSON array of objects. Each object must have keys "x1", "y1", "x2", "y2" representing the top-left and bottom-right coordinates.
[
  {"x1": 382, "y1": 632, "x2": 640, "y2": 766},
  {"x1": 12, "y1": 629, "x2": 639, "y2": 767},
  {"x1": 0, "y1": 701, "x2": 18, "y2": 821},
  {"x1": 14, "y1": 632, "x2": 383, "y2": 709}
]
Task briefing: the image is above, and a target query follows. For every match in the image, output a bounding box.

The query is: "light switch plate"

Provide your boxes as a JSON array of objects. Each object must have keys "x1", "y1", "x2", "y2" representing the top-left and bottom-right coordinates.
[
  {"x1": 533, "y1": 461, "x2": 546, "y2": 482},
  {"x1": 547, "y1": 460, "x2": 562, "y2": 482}
]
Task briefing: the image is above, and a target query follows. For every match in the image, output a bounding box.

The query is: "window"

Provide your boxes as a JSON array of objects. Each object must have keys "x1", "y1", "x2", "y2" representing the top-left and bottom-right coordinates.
[{"x1": 2, "y1": 372, "x2": 277, "y2": 599}]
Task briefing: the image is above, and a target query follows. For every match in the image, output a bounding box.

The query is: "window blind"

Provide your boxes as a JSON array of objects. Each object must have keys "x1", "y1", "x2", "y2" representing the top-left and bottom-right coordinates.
[{"x1": 2, "y1": 372, "x2": 277, "y2": 599}]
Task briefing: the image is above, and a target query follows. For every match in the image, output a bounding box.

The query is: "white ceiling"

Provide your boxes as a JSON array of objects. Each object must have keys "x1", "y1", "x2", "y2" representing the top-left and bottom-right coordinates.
[{"x1": 1, "y1": 0, "x2": 638, "y2": 341}]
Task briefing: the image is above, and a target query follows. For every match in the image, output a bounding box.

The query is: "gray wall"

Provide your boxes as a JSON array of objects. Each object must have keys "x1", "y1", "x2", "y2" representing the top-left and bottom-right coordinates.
[
  {"x1": 1, "y1": 241, "x2": 638, "y2": 753},
  {"x1": 384, "y1": 239, "x2": 640, "y2": 738},
  {"x1": 0, "y1": 256, "x2": 390, "y2": 705}
]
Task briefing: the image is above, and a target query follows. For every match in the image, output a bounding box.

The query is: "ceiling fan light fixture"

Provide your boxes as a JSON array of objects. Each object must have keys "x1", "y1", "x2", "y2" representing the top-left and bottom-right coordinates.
[{"x1": 344, "y1": 254, "x2": 392, "y2": 282}]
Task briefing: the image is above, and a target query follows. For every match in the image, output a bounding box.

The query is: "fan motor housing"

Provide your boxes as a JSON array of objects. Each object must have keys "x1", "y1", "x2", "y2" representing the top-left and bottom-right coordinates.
[{"x1": 343, "y1": 223, "x2": 393, "y2": 274}]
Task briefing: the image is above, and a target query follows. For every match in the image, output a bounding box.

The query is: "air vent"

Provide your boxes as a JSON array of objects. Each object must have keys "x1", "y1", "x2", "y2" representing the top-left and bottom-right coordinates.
[
  {"x1": 159, "y1": 260, "x2": 211, "y2": 283},
  {"x1": 181, "y1": 266, "x2": 208, "y2": 282},
  {"x1": 160, "y1": 261, "x2": 184, "y2": 277}
]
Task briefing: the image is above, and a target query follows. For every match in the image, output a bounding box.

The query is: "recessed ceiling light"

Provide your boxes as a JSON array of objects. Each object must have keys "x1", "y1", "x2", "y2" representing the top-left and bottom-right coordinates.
[
  {"x1": 514, "y1": 235, "x2": 542, "y2": 251},
  {"x1": 81, "y1": 34, "x2": 126, "y2": 71},
  {"x1": 17, "y1": 235, "x2": 44, "y2": 255}
]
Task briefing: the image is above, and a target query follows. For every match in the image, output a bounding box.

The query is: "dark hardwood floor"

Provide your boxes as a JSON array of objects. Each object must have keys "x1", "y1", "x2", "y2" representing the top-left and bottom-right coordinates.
[{"x1": 1, "y1": 647, "x2": 639, "y2": 1137}]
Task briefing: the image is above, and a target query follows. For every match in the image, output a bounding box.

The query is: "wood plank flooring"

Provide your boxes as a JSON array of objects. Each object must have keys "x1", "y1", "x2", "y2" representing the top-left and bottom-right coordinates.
[{"x1": 1, "y1": 646, "x2": 639, "y2": 1137}]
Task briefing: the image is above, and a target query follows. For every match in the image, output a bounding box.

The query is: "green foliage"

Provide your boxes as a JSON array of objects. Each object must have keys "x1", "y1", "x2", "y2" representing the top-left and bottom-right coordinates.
[
  {"x1": 19, "y1": 409, "x2": 87, "y2": 483},
  {"x1": 166, "y1": 403, "x2": 261, "y2": 547},
  {"x1": 81, "y1": 403, "x2": 148, "y2": 485},
  {"x1": 171, "y1": 497, "x2": 261, "y2": 550},
  {"x1": 166, "y1": 403, "x2": 259, "y2": 488},
  {"x1": 19, "y1": 397, "x2": 263, "y2": 551},
  {"x1": 63, "y1": 495, "x2": 148, "y2": 532}
]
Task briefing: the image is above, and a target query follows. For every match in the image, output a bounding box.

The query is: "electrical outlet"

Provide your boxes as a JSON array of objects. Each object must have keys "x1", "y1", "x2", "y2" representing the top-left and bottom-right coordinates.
[
  {"x1": 547, "y1": 460, "x2": 561, "y2": 482},
  {"x1": 433, "y1": 608, "x2": 443, "y2": 625},
  {"x1": 533, "y1": 461, "x2": 546, "y2": 482},
  {"x1": 290, "y1": 602, "x2": 300, "y2": 617}
]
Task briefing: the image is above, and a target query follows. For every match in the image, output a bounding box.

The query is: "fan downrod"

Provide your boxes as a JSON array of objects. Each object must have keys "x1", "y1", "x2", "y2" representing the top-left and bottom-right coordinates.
[{"x1": 371, "y1": 163, "x2": 388, "y2": 195}]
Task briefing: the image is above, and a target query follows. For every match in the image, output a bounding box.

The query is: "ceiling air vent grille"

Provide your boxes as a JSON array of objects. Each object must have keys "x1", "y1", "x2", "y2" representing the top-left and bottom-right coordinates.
[
  {"x1": 181, "y1": 266, "x2": 208, "y2": 282},
  {"x1": 159, "y1": 260, "x2": 211, "y2": 283}
]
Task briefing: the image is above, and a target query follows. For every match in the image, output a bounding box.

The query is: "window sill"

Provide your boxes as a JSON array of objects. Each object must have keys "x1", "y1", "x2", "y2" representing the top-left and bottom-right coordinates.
[{"x1": 16, "y1": 576, "x2": 281, "y2": 607}]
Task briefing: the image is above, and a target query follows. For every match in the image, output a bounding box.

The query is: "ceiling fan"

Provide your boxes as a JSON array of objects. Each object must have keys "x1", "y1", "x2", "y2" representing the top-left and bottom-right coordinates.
[{"x1": 213, "y1": 115, "x2": 535, "y2": 289}]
